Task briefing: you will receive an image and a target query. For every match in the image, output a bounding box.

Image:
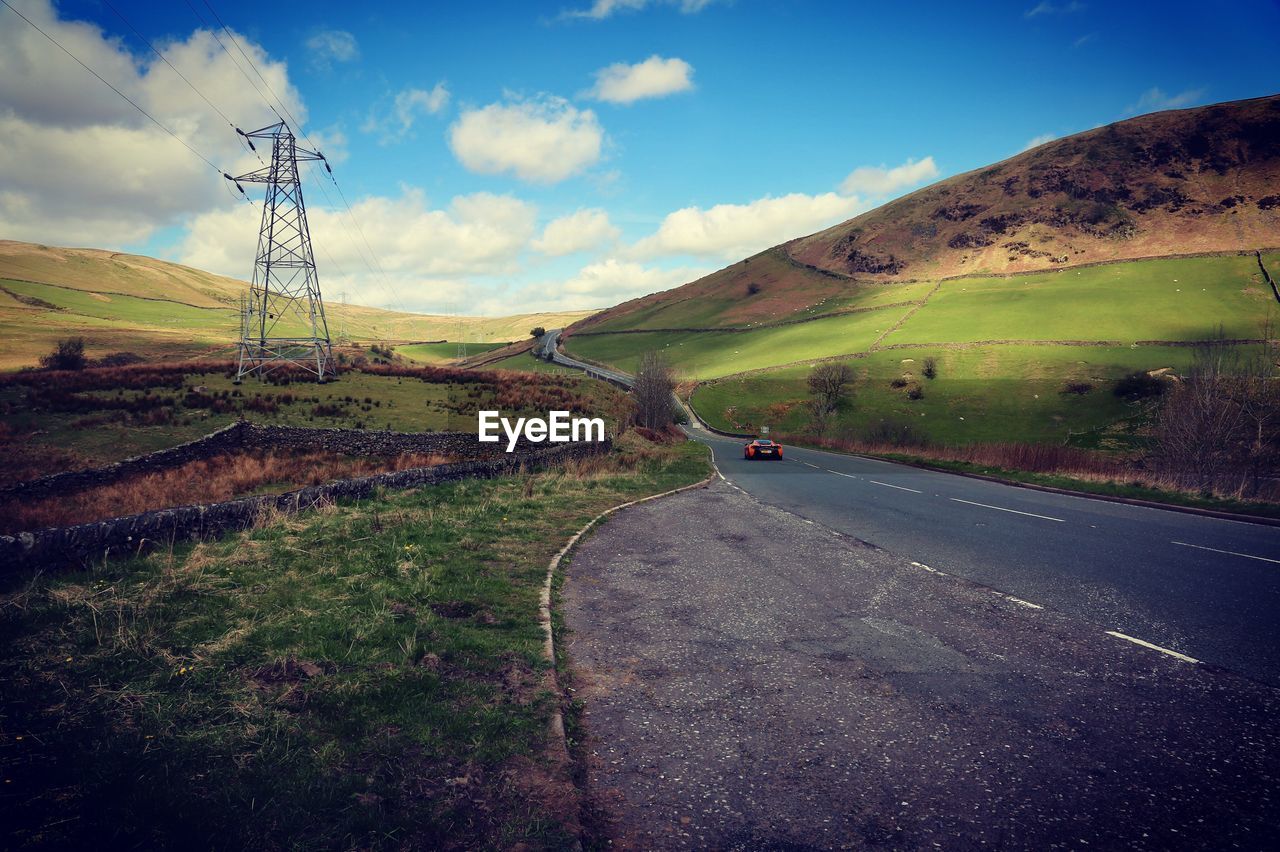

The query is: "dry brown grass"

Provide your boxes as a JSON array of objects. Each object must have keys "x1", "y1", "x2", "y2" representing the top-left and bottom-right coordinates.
[{"x1": 0, "y1": 449, "x2": 452, "y2": 533}]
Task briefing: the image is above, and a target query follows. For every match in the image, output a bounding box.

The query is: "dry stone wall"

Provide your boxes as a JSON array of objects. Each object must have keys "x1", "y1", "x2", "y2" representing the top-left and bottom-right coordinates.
[{"x1": 1, "y1": 438, "x2": 609, "y2": 574}]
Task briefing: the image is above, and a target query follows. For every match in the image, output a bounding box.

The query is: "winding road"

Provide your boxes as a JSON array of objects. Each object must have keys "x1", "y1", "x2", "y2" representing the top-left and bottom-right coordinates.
[{"x1": 543, "y1": 330, "x2": 1280, "y2": 686}]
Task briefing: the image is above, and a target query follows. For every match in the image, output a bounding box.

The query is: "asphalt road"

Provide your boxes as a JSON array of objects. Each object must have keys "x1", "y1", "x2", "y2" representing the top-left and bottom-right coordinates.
[
  {"x1": 543, "y1": 331, "x2": 1280, "y2": 686},
  {"x1": 564, "y1": 482, "x2": 1280, "y2": 849}
]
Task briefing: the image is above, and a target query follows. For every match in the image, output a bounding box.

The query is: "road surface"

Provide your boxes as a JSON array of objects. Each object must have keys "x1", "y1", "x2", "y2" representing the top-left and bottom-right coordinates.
[{"x1": 542, "y1": 330, "x2": 1280, "y2": 686}]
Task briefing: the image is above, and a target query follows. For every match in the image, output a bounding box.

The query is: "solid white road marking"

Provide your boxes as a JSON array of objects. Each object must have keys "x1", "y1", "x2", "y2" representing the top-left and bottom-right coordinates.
[
  {"x1": 1004, "y1": 595, "x2": 1043, "y2": 610},
  {"x1": 869, "y1": 479, "x2": 923, "y2": 494},
  {"x1": 1105, "y1": 631, "x2": 1200, "y2": 664},
  {"x1": 949, "y1": 497, "x2": 1065, "y2": 523},
  {"x1": 1171, "y1": 541, "x2": 1280, "y2": 565},
  {"x1": 910, "y1": 561, "x2": 946, "y2": 575}
]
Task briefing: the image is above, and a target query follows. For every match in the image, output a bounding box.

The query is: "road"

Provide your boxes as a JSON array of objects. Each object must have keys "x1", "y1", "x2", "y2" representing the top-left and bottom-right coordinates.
[{"x1": 542, "y1": 330, "x2": 1280, "y2": 686}]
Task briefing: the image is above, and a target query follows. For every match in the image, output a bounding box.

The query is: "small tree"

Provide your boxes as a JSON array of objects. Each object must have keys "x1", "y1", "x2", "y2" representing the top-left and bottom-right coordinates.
[
  {"x1": 807, "y1": 363, "x2": 854, "y2": 412},
  {"x1": 922, "y1": 357, "x2": 937, "y2": 380},
  {"x1": 530, "y1": 326, "x2": 546, "y2": 338},
  {"x1": 41, "y1": 337, "x2": 86, "y2": 371},
  {"x1": 633, "y1": 351, "x2": 676, "y2": 429}
]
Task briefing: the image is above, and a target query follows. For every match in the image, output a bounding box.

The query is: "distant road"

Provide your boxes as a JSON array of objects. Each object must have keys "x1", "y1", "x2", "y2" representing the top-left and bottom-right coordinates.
[{"x1": 540, "y1": 330, "x2": 1280, "y2": 685}]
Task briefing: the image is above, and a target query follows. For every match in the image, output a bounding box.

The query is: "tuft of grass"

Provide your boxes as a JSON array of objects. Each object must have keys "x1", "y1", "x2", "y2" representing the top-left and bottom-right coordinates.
[{"x1": 0, "y1": 436, "x2": 709, "y2": 849}]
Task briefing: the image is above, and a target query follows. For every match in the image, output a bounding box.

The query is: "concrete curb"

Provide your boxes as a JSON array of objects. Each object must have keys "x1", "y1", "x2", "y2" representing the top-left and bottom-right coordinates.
[{"x1": 537, "y1": 446, "x2": 717, "y2": 838}]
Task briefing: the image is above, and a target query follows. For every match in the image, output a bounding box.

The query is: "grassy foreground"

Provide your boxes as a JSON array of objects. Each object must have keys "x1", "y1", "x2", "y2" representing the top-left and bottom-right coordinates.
[{"x1": 0, "y1": 433, "x2": 709, "y2": 850}]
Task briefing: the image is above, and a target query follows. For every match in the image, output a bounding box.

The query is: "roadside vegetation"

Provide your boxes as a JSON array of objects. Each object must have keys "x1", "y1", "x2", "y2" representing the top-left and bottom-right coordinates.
[
  {"x1": 0, "y1": 359, "x2": 627, "y2": 481},
  {"x1": 0, "y1": 431, "x2": 710, "y2": 849},
  {"x1": 0, "y1": 449, "x2": 454, "y2": 534}
]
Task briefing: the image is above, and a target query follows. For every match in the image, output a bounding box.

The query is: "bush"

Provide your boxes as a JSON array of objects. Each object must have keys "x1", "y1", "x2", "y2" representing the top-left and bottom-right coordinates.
[
  {"x1": 1114, "y1": 371, "x2": 1166, "y2": 400},
  {"x1": 530, "y1": 326, "x2": 546, "y2": 338},
  {"x1": 889, "y1": 377, "x2": 908, "y2": 389},
  {"x1": 40, "y1": 338, "x2": 86, "y2": 371},
  {"x1": 922, "y1": 357, "x2": 937, "y2": 380},
  {"x1": 863, "y1": 418, "x2": 925, "y2": 447},
  {"x1": 906, "y1": 386, "x2": 924, "y2": 400},
  {"x1": 746, "y1": 282, "x2": 762, "y2": 296},
  {"x1": 1063, "y1": 381, "x2": 1094, "y2": 395}
]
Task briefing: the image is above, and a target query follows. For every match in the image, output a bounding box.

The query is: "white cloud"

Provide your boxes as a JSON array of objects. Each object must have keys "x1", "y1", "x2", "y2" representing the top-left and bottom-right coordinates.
[
  {"x1": 305, "y1": 30, "x2": 359, "y2": 69},
  {"x1": 629, "y1": 192, "x2": 867, "y2": 260},
  {"x1": 838, "y1": 156, "x2": 939, "y2": 197},
  {"x1": 497, "y1": 259, "x2": 707, "y2": 313},
  {"x1": 533, "y1": 209, "x2": 620, "y2": 256},
  {"x1": 363, "y1": 83, "x2": 450, "y2": 143},
  {"x1": 587, "y1": 55, "x2": 694, "y2": 104},
  {"x1": 0, "y1": 0, "x2": 300, "y2": 247},
  {"x1": 1024, "y1": 1, "x2": 1084, "y2": 18},
  {"x1": 1126, "y1": 86, "x2": 1207, "y2": 115},
  {"x1": 1020, "y1": 133, "x2": 1057, "y2": 152},
  {"x1": 449, "y1": 95, "x2": 605, "y2": 184},
  {"x1": 180, "y1": 188, "x2": 538, "y2": 313},
  {"x1": 563, "y1": 0, "x2": 719, "y2": 20}
]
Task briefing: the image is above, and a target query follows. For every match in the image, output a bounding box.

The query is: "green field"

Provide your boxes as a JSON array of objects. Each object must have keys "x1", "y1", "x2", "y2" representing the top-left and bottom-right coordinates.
[
  {"x1": 0, "y1": 366, "x2": 626, "y2": 479},
  {"x1": 568, "y1": 254, "x2": 1278, "y2": 446},
  {"x1": 397, "y1": 341, "x2": 507, "y2": 364},
  {"x1": 569, "y1": 305, "x2": 911, "y2": 380},
  {"x1": 487, "y1": 351, "x2": 584, "y2": 374},
  {"x1": 884, "y1": 256, "x2": 1275, "y2": 345},
  {"x1": 692, "y1": 344, "x2": 1210, "y2": 446}
]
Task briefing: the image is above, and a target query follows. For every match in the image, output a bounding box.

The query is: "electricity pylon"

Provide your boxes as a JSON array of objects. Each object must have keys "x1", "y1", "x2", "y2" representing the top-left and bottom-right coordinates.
[{"x1": 229, "y1": 121, "x2": 334, "y2": 382}]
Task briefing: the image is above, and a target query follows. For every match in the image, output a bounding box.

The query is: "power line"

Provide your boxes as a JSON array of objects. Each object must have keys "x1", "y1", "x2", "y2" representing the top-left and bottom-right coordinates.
[{"x1": 0, "y1": 0, "x2": 223, "y2": 175}]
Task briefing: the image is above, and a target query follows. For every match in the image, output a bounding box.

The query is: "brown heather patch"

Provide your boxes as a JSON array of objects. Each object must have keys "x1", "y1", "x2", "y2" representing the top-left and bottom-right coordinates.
[{"x1": 0, "y1": 449, "x2": 453, "y2": 534}]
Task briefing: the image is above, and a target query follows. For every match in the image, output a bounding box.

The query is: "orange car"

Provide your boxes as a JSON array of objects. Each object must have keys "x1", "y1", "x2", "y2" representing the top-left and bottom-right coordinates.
[{"x1": 743, "y1": 438, "x2": 782, "y2": 460}]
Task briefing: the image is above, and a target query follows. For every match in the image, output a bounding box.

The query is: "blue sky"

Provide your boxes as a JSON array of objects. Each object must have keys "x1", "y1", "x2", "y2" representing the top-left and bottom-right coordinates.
[{"x1": 2, "y1": 0, "x2": 1277, "y2": 315}]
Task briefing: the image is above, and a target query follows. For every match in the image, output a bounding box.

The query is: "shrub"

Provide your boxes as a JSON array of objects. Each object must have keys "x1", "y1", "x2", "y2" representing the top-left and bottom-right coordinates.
[
  {"x1": 863, "y1": 418, "x2": 924, "y2": 447},
  {"x1": 530, "y1": 326, "x2": 546, "y2": 338},
  {"x1": 1114, "y1": 371, "x2": 1166, "y2": 400},
  {"x1": 889, "y1": 377, "x2": 908, "y2": 389},
  {"x1": 1063, "y1": 381, "x2": 1094, "y2": 395},
  {"x1": 906, "y1": 386, "x2": 924, "y2": 400},
  {"x1": 40, "y1": 338, "x2": 86, "y2": 371},
  {"x1": 922, "y1": 357, "x2": 937, "y2": 380},
  {"x1": 746, "y1": 282, "x2": 762, "y2": 296}
]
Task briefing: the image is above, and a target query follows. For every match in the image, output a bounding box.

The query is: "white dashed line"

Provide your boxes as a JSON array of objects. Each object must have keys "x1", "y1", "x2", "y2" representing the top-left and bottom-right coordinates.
[
  {"x1": 869, "y1": 479, "x2": 923, "y2": 494},
  {"x1": 802, "y1": 461, "x2": 821, "y2": 469},
  {"x1": 828, "y1": 470, "x2": 857, "y2": 478},
  {"x1": 910, "y1": 561, "x2": 946, "y2": 575},
  {"x1": 1004, "y1": 595, "x2": 1043, "y2": 610},
  {"x1": 1171, "y1": 541, "x2": 1280, "y2": 565},
  {"x1": 949, "y1": 498, "x2": 1065, "y2": 523},
  {"x1": 1105, "y1": 631, "x2": 1200, "y2": 664}
]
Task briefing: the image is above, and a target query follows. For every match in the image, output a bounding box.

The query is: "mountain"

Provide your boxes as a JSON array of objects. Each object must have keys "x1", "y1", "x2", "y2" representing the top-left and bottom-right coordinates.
[
  {"x1": 0, "y1": 241, "x2": 593, "y2": 370},
  {"x1": 576, "y1": 94, "x2": 1280, "y2": 334}
]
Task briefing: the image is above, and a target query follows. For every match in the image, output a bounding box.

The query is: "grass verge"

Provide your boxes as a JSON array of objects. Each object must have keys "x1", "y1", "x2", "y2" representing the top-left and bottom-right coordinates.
[
  {"x1": 776, "y1": 433, "x2": 1280, "y2": 521},
  {"x1": 0, "y1": 432, "x2": 710, "y2": 850}
]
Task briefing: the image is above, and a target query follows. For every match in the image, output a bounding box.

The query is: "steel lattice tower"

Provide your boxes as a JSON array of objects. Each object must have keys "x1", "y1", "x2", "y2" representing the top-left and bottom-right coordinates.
[{"x1": 232, "y1": 122, "x2": 334, "y2": 382}]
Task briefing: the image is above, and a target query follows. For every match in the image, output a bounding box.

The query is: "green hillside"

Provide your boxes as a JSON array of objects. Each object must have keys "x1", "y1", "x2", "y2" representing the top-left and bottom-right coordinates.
[
  {"x1": 0, "y1": 240, "x2": 593, "y2": 370},
  {"x1": 566, "y1": 252, "x2": 1279, "y2": 445}
]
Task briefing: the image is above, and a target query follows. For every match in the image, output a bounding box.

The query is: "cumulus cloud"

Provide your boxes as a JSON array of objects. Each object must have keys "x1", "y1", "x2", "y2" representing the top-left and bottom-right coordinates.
[
  {"x1": 1020, "y1": 133, "x2": 1057, "y2": 152},
  {"x1": 499, "y1": 259, "x2": 707, "y2": 313},
  {"x1": 363, "y1": 83, "x2": 450, "y2": 143},
  {"x1": 563, "y1": 0, "x2": 719, "y2": 20},
  {"x1": 587, "y1": 55, "x2": 694, "y2": 104},
  {"x1": 180, "y1": 188, "x2": 538, "y2": 311},
  {"x1": 449, "y1": 95, "x2": 605, "y2": 184},
  {"x1": 838, "y1": 156, "x2": 939, "y2": 197},
  {"x1": 532, "y1": 209, "x2": 620, "y2": 256},
  {"x1": 0, "y1": 0, "x2": 301, "y2": 247},
  {"x1": 629, "y1": 192, "x2": 867, "y2": 261},
  {"x1": 305, "y1": 30, "x2": 359, "y2": 69},
  {"x1": 1126, "y1": 86, "x2": 1207, "y2": 115}
]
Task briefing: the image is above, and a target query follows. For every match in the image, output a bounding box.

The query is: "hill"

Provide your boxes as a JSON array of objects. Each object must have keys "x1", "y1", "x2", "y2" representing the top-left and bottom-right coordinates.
[
  {"x1": 0, "y1": 240, "x2": 593, "y2": 370},
  {"x1": 576, "y1": 95, "x2": 1280, "y2": 335},
  {"x1": 561, "y1": 96, "x2": 1280, "y2": 447}
]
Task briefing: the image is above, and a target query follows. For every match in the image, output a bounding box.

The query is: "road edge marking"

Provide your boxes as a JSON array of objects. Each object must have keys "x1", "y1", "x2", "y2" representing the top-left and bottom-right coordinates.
[
  {"x1": 1171, "y1": 540, "x2": 1280, "y2": 565},
  {"x1": 1105, "y1": 630, "x2": 1200, "y2": 664},
  {"x1": 949, "y1": 497, "x2": 1065, "y2": 523}
]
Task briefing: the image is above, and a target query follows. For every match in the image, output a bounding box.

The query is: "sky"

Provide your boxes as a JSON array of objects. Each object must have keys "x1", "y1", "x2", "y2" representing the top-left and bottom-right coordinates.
[{"x1": 1, "y1": 0, "x2": 1277, "y2": 317}]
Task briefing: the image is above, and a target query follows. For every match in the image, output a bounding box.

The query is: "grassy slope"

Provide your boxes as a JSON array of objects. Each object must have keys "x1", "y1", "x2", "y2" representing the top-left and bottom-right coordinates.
[
  {"x1": 397, "y1": 341, "x2": 506, "y2": 364},
  {"x1": 0, "y1": 241, "x2": 593, "y2": 369},
  {"x1": 570, "y1": 253, "x2": 1278, "y2": 444},
  {"x1": 0, "y1": 435, "x2": 710, "y2": 850}
]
